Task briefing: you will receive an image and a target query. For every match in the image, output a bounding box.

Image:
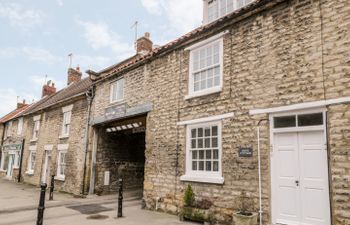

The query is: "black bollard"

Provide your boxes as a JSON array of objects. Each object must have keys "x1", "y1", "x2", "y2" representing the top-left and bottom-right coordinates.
[
  {"x1": 117, "y1": 178, "x2": 123, "y2": 218},
  {"x1": 49, "y1": 175, "x2": 55, "y2": 201},
  {"x1": 37, "y1": 183, "x2": 47, "y2": 225}
]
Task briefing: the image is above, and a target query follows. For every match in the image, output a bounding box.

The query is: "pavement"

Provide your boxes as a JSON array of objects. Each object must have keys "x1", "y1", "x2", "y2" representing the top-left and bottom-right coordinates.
[{"x1": 0, "y1": 179, "x2": 196, "y2": 225}]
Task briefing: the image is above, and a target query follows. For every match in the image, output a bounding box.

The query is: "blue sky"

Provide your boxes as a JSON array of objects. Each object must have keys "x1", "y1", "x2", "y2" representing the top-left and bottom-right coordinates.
[{"x1": 0, "y1": 0, "x2": 202, "y2": 117}]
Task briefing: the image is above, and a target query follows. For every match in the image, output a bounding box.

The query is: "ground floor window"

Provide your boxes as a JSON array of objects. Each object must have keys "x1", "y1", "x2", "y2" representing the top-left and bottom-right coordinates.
[
  {"x1": 0, "y1": 151, "x2": 9, "y2": 171},
  {"x1": 27, "y1": 150, "x2": 36, "y2": 174},
  {"x1": 181, "y1": 120, "x2": 223, "y2": 184},
  {"x1": 56, "y1": 149, "x2": 67, "y2": 180}
]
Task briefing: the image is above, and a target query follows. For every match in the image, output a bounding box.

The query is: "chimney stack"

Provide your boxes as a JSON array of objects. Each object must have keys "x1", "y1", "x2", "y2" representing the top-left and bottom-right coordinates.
[
  {"x1": 42, "y1": 80, "x2": 57, "y2": 98},
  {"x1": 136, "y1": 32, "x2": 153, "y2": 55},
  {"x1": 17, "y1": 99, "x2": 28, "y2": 109},
  {"x1": 67, "y1": 66, "x2": 82, "y2": 85}
]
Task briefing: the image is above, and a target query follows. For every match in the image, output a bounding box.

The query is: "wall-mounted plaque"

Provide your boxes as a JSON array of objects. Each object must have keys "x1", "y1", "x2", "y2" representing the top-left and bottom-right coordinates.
[
  {"x1": 239, "y1": 147, "x2": 253, "y2": 158},
  {"x1": 105, "y1": 104, "x2": 127, "y2": 119}
]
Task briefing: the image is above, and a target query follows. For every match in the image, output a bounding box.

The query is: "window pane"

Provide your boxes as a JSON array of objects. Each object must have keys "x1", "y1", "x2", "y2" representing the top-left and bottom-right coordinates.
[
  {"x1": 192, "y1": 151, "x2": 198, "y2": 160},
  {"x1": 213, "y1": 161, "x2": 219, "y2": 171},
  {"x1": 212, "y1": 138, "x2": 218, "y2": 147},
  {"x1": 191, "y1": 139, "x2": 196, "y2": 148},
  {"x1": 212, "y1": 126, "x2": 218, "y2": 136},
  {"x1": 274, "y1": 116, "x2": 296, "y2": 128},
  {"x1": 194, "y1": 73, "x2": 200, "y2": 82},
  {"x1": 205, "y1": 138, "x2": 210, "y2": 148},
  {"x1": 200, "y1": 48, "x2": 206, "y2": 69},
  {"x1": 206, "y1": 150, "x2": 212, "y2": 159},
  {"x1": 206, "y1": 46, "x2": 213, "y2": 67},
  {"x1": 213, "y1": 150, "x2": 219, "y2": 159},
  {"x1": 199, "y1": 161, "x2": 204, "y2": 171},
  {"x1": 199, "y1": 151, "x2": 204, "y2": 159},
  {"x1": 198, "y1": 139, "x2": 203, "y2": 148},
  {"x1": 198, "y1": 128, "x2": 203, "y2": 137},
  {"x1": 194, "y1": 82, "x2": 200, "y2": 92},
  {"x1": 298, "y1": 113, "x2": 323, "y2": 127},
  {"x1": 206, "y1": 161, "x2": 212, "y2": 171},
  {"x1": 192, "y1": 161, "x2": 197, "y2": 171}
]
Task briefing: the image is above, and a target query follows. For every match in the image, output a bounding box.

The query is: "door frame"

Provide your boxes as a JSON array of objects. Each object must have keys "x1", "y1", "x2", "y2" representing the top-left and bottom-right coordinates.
[
  {"x1": 269, "y1": 108, "x2": 330, "y2": 224},
  {"x1": 6, "y1": 154, "x2": 15, "y2": 179}
]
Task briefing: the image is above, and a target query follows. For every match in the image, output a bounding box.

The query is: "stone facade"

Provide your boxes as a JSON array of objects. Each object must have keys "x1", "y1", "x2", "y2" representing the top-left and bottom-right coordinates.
[
  {"x1": 21, "y1": 97, "x2": 89, "y2": 195},
  {"x1": 89, "y1": 0, "x2": 350, "y2": 224}
]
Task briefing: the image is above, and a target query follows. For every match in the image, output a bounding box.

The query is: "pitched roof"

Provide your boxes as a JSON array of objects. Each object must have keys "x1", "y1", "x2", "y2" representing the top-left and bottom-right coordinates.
[
  {"x1": 0, "y1": 104, "x2": 31, "y2": 124},
  {"x1": 24, "y1": 77, "x2": 92, "y2": 115},
  {"x1": 93, "y1": 0, "x2": 273, "y2": 81}
]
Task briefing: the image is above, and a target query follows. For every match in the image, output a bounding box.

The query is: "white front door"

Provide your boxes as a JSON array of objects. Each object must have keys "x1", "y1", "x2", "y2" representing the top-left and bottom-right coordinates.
[
  {"x1": 273, "y1": 131, "x2": 330, "y2": 225},
  {"x1": 6, "y1": 154, "x2": 15, "y2": 178},
  {"x1": 41, "y1": 151, "x2": 51, "y2": 184}
]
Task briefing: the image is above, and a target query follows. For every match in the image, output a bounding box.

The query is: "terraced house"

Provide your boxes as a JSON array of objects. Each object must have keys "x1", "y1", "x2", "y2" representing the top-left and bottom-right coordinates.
[
  {"x1": 85, "y1": 0, "x2": 350, "y2": 224},
  {"x1": 0, "y1": 101, "x2": 30, "y2": 181},
  {"x1": 21, "y1": 68, "x2": 93, "y2": 195}
]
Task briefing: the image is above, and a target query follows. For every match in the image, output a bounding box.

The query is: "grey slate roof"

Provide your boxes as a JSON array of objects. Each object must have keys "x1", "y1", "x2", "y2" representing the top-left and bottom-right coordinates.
[{"x1": 24, "y1": 77, "x2": 92, "y2": 115}]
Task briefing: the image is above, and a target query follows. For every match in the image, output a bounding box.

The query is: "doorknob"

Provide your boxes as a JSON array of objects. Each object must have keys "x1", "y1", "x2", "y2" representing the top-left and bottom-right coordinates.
[{"x1": 295, "y1": 180, "x2": 300, "y2": 186}]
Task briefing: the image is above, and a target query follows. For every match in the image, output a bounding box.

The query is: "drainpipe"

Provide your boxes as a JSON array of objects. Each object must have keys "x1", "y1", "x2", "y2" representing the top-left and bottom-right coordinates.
[
  {"x1": 17, "y1": 138, "x2": 25, "y2": 183},
  {"x1": 81, "y1": 86, "x2": 95, "y2": 195},
  {"x1": 257, "y1": 119, "x2": 268, "y2": 225},
  {"x1": 0, "y1": 124, "x2": 5, "y2": 164}
]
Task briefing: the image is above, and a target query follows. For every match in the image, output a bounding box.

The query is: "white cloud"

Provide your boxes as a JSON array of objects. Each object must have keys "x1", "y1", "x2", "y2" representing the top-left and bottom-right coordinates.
[
  {"x1": 56, "y1": 0, "x2": 64, "y2": 7},
  {"x1": 140, "y1": 0, "x2": 163, "y2": 15},
  {"x1": 22, "y1": 47, "x2": 62, "y2": 64},
  {"x1": 0, "y1": 2, "x2": 45, "y2": 30},
  {"x1": 30, "y1": 75, "x2": 66, "y2": 90},
  {"x1": 76, "y1": 19, "x2": 134, "y2": 60},
  {"x1": 0, "y1": 88, "x2": 17, "y2": 118},
  {"x1": 141, "y1": 0, "x2": 202, "y2": 34},
  {"x1": 74, "y1": 55, "x2": 113, "y2": 70}
]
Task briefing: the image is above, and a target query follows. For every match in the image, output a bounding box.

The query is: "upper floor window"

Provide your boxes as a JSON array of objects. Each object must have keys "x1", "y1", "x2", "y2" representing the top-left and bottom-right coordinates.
[
  {"x1": 186, "y1": 36, "x2": 223, "y2": 99},
  {"x1": 17, "y1": 117, "x2": 23, "y2": 135},
  {"x1": 4, "y1": 121, "x2": 13, "y2": 138},
  {"x1": 110, "y1": 78, "x2": 124, "y2": 103},
  {"x1": 205, "y1": 0, "x2": 254, "y2": 24},
  {"x1": 60, "y1": 105, "x2": 73, "y2": 138},
  {"x1": 31, "y1": 115, "x2": 41, "y2": 141}
]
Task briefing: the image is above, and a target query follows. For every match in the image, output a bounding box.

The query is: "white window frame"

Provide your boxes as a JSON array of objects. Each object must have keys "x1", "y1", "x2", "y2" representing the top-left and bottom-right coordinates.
[
  {"x1": 26, "y1": 145, "x2": 37, "y2": 175},
  {"x1": 31, "y1": 115, "x2": 41, "y2": 142},
  {"x1": 203, "y1": 0, "x2": 254, "y2": 24},
  {"x1": 60, "y1": 105, "x2": 73, "y2": 139},
  {"x1": 5, "y1": 121, "x2": 12, "y2": 138},
  {"x1": 56, "y1": 144, "x2": 68, "y2": 181},
  {"x1": 0, "y1": 150, "x2": 9, "y2": 171},
  {"x1": 180, "y1": 120, "x2": 224, "y2": 184},
  {"x1": 17, "y1": 117, "x2": 23, "y2": 135},
  {"x1": 110, "y1": 78, "x2": 125, "y2": 104},
  {"x1": 186, "y1": 34, "x2": 224, "y2": 100}
]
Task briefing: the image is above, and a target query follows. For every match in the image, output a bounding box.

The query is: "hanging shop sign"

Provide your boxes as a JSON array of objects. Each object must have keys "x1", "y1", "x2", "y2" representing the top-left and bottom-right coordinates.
[
  {"x1": 105, "y1": 104, "x2": 127, "y2": 119},
  {"x1": 239, "y1": 147, "x2": 253, "y2": 158},
  {"x1": 3, "y1": 144, "x2": 22, "y2": 151}
]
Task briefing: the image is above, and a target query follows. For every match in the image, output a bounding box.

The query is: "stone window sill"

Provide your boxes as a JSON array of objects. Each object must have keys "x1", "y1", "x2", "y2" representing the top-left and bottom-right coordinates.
[
  {"x1": 25, "y1": 171, "x2": 34, "y2": 176},
  {"x1": 185, "y1": 86, "x2": 222, "y2": 100},
  {"x1": 30, "y1": 138, "x2": 38, "y2": 143},
  {"x1": 59, "y1": 135, "x2": 69, "y2": 140},
  {"x1": 180, "y1": 174, "x2": 224, "y2": 184},
  {"x1": 55, "y1": 176, "x2": 65, "y2": 181}
]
